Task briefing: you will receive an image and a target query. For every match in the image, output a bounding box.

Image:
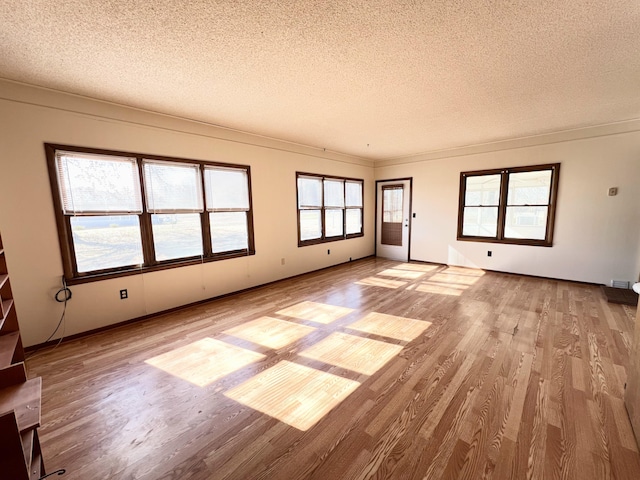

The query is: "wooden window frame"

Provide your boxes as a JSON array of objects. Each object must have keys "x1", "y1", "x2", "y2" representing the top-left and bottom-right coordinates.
[
  {"x1": 296, "y1": 172, "x2": 364, "y2": 247},
  {"x1": 45, "y1": 144, "x2": 255, "y2": 285},
  {"x1": 457, "y1": 163, "x2": 560, "y2": 247}
]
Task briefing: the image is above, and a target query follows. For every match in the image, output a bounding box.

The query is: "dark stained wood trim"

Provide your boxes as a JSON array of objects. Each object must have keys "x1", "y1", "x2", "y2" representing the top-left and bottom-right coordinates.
[
  {"x1": 297, "y1": 171, "x2": 364, "y2": 183},
  {"x1": 64, "y1": 250, "x2": 256, "y2": 286},
  {"x1": 407, "y1": 177, "x2": 413, "y2": 261},
  {"x1": 457, "y1": 163, "x2": 561, "y2": 247},
  {"x1": 375, "y1": 178, "x2": 413, "y2": 260},
  {"x1": 45, "y1": 143, "x2": 252, "y2": 171},
  {"x1": 200, "y1": 165, "x2": 213, "y2": 256},
  {"x1": 296, "y1": 172, "x2": 364, "y2": 247},
  {"x1": 137, "y1": 159, "x2": 156, "y2": 266},
  {"x1": 245, "y1": 165, "x2": 256, "y2": 255},
  {"x1": 44, "y1": 144, "x2": 76, "y2": 280},
  {"x1": 456, "y1": 236, "x2": 555, "y2": 247},
  {"x1": 456, "y1": 172, "x2": 466, "y2": 243},
  {"x1": 44, "y1": 143, "x2": 256, "y2": 284},
  {"x1": 496, "y1": 170, "x2": 508, "y2": 239},
  {"x1": 545, "y1": 163, "x2": 561, "y2": 245},
  {"x1": 298, "y1": 234, "x2": 358, "y2": 248}
]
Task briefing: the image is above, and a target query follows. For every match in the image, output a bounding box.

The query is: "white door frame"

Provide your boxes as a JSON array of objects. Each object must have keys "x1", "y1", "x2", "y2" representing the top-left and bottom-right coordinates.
[{"x1": 375, "y1": 178, "x2": 413, "y2": 261}]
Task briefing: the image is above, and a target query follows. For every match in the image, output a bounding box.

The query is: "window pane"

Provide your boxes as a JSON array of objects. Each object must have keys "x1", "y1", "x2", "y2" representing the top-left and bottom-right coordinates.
[
  {"x1": 325, "y1": 209, "x2": 344, "y2": 237},
  {"x1": 70, "y1": 215, "x2": 143, "y2": 272},
  {"x1": 465, "y1": 174, "x2": 501, "y2": 206},
  {"x1": 346, "y1": 208, "x2": 362, "y2": 234},
  {"x1": 56, "y1": 152, "x2": 142, "y2": 214},
  {"x1": 346, "y1": 181, "x2": 363, "y2": 207},
  {"x1": 383, "y1": 187, "x2": 403, "y2": 223},
  {"x1": 462, "y1": 206, "x2": 498, "y2": 237},
  {"x1": 144, "y1": 161, "x2": 203, "y2": 213},
  {"x1": 210, "y1": 212, "x2": 248, "y2": 253},
  {"x1": 205, "y1": 167, "x2": 250, "y2": 210},
  {"x1": 299, "y1": 210, "x2": 322, "y2": 241},
  {"x1": 298, "y1": 177, "x2": 322, "y2": 208},
  {"x1": 507, "y1": 170, "x2": 552, "y2": 205},
  {"x1": 324, "y1": 179, "x2": 345, "y2": 208},
  {"x1": 152, "y1": 214, "x2": 203, "y2": 261},
  {"x1": 504, "y1": 206, "x2": 548, "y2": 240}
]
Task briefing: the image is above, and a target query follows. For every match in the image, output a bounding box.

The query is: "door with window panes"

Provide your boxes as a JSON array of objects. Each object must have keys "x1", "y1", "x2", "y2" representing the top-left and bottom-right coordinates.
[{"x1": 376, "y1": 179, "x2": 411, "y2": 261}]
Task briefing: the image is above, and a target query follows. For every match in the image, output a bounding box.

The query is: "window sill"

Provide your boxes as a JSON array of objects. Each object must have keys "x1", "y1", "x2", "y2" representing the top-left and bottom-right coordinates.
[
  {"x1": 65, "y1": 250, "x2": 256, "y2": 285},
  {"x1": 298, "y1": 233, "x2": 364, "y2": 248},
  {"x1": 457, "y1": 236, "x2": 552, "y2": 247}
]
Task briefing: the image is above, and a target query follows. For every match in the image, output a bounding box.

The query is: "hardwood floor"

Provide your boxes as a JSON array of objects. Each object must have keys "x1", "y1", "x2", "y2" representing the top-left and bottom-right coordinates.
[{"x1": 26, "y1": 258, "x2": 640, "y2": 479}]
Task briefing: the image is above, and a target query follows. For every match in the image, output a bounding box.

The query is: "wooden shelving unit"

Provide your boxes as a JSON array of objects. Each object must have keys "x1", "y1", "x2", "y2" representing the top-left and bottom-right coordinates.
[
  {"x1": 0, "y1": 232, "x2": 24, "y2": 366},
  {"x1": 0, "y1": 231, "x2": 46, "y2": 479}
]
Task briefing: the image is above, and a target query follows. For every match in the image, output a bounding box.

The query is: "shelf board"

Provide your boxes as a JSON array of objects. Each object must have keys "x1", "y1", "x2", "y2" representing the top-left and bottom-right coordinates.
[
  {"x1": 21, "y1": 428, "x2": 34, "y2": 471},
  {"x1": 1, "y1": 298, "x2": 14, "y2": 329},
  {"x1": 29, "y1": 454, "x2": 42, "y2": 480},
  {"x1": 29, "y1": 448, "x2": 43, "y2": 480},
  {"x1": 0, "y1": 273, "x2": 8, "y2": 289},
  {"x1": 0, "y1": 377, "x2": 42, "y2": 432},
  {"x1": 0, "y1": 332, "x2": 20, "y2": 368},
  {"x1": 1, "y1": 298, "x2": 12, "y2": 313}
]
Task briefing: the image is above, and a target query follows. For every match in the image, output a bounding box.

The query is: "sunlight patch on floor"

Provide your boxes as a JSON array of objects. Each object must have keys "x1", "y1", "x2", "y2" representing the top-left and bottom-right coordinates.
[
  {"x1": 442, "y1": 266, "x2": 485, "y2": 277},
  {"x1": 224, "y1": 317, "x2": 316, "y2": 350},
  {"x1": 393, "y1": 263, "x2": 439, "y2": 272},
  {"x1": 347, "y1": 312, "x2": 431, "y2": 342},
  {"x1": 145, "y1": 338, "x2": 265, "y2": 387},
  {"x1": 225, "y1": 360, "x2": 360, "y2": 431},
  {"x1": 431, "y1": 271, "x2": 483, "y2": 286},
  {"x1": 416, "y1": 281, "x2": 467, "y2": 296},
  {"x1": 377, "y1": 268, "x2": 427, "y2": 280},
  {"x1": 276, "y1": 301, "x2": 354, "y2": 324},
  {"x1": 299, "y1": 332, "x2": 403, "y2": 375},
  {"x1": 355, "y1": 276, "x2": 407, "y2": 289},
  {"x1": 415, "y1": 266, "x2": 485, "y2": 296}
]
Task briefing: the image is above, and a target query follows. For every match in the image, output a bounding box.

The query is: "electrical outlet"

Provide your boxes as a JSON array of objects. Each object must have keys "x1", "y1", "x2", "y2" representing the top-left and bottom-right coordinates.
[
  {"x1": 327, "y1": 249, "x2": 330, "y2": 255},
  {"x1": 120, "y1": 289, "x2": 128, "y2": 300},
  {"x1": 487, "y1": 251, "x2": 492, "y2": 257},
  {"x1": 281, "y1": 258, "x2": 285, "y2": 265}
]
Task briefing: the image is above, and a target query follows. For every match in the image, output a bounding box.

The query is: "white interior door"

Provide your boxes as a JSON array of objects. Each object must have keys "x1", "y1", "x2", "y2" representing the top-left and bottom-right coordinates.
[{"x1": 376, "y1": 179, "x2": 411, "y2": 261}]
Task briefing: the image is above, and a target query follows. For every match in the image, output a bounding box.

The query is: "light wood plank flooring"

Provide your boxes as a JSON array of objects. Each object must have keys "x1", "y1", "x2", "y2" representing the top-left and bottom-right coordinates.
[{"x1": 26, "y1": 258, "x2": 640, "y2": 479}]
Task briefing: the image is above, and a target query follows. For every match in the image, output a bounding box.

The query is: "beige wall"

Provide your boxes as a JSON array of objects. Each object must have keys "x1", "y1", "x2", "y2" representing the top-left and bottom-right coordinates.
[
  {"x1": 2, "y1": 80, "x2": 639, "y2": 347},
  {"x1": 636, "y1": 228, "x2": 640, "y2": 284},
  {"x1": 0, "y1": 81, "x2": 375, "y2": 346},
  {"x1": 375, "y1": 132, "x2": 640, "y2": 285}
]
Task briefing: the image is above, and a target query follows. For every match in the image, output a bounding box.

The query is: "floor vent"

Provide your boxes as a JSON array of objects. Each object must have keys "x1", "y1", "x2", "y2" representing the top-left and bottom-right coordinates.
[{"x1": 611, "y1": 280, "x2": 630, "y2": 289}]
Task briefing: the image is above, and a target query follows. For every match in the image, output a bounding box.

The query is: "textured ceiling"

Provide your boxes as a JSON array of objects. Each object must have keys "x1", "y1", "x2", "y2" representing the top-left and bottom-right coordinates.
[{"x1": 1, "y1": 1, "x2": 639, "y2": 160}]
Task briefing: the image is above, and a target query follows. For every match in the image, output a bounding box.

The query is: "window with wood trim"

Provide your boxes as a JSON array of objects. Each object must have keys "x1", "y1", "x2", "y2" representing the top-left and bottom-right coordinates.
[
  {"x1": 45, "y1": 144, "x2": 255, "y2": 284},
  {"x1": 457, "y1": 163, "x2": 560, "y2": 247},
  {"x1": 296, "y1": 172, "x2": 364, "y2": 246}
]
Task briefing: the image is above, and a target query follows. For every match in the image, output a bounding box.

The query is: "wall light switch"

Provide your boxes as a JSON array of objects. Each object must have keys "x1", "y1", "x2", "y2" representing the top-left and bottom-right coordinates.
[{"x1": 608, "y1": 187, "x2": 618, "y2": 196}]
